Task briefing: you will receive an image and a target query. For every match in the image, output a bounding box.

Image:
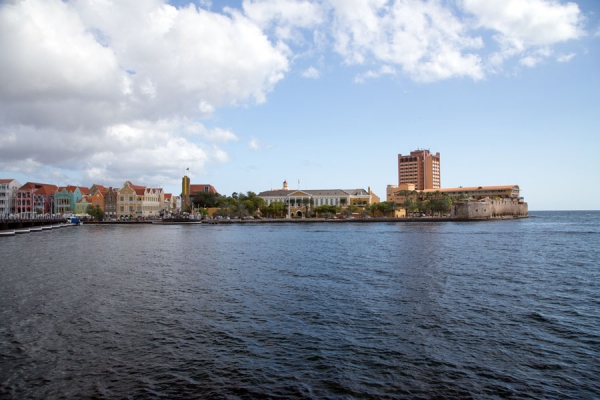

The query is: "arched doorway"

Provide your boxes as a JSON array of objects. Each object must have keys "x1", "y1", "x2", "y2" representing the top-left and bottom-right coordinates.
[{"x1": 296, "y1": 211, "x2": 303, "y2": 217}]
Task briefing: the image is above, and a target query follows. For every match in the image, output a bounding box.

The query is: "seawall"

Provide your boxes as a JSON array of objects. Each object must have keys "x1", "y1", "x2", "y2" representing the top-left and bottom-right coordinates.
[{"x1": 451, "y1": 198, "x2": 528, "y2": 219}]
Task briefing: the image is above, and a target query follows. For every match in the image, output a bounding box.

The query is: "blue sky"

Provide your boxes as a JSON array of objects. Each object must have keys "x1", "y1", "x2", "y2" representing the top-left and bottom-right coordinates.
[{"x1": 0, "y1": 0, "x2": 598, "y2": 210}]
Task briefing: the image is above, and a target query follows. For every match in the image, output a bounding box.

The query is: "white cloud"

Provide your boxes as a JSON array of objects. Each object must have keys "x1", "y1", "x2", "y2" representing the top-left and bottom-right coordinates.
[
  {"x1": 302, "y1": 66, "x2": 320, "y2": 79},
  {"x1": 519, "y1": 56, "x2": 540, "y2": 67},
  {"x1": 354, "y1": 65, "x2": 397, "y2": 83},
  {"x1": 249, "y1": 138, "x2": 261, "y2": 149},
  {"x1": 0, "y1": 0, "x2": 288, "y2": 186},
  {"x1": 242, "y1": 0, "x2": 324, "y2": 36},
  {"x1": 248, "y1": 137, "x2": 273, "y2": 150},
  {"x1": 557, "y1": 52, "x2": 576, "y2": 62},
  {"x1": 462, "y1": 0, "x2": 584, "y2": 70},
  {"x1": 329, "y1": 0, "x2": 485, "y2": 82},
  {"x1": 462, "y1": 0, "x2": 584, "y2": 46}
]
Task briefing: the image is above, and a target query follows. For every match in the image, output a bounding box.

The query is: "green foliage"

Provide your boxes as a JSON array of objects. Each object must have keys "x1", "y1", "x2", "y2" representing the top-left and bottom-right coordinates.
[
  {"x1": 192, "y1": 191, "x2": 220, "y2": 208},
  {"x1": 346, "y1": 204, "x2": 360, "y2": 213},
  {"x1": 264, "y1": 201, "x2": 285, "y2": 218},
  {"x1": 314, "y1": 204, "x2": 339, "y2": 217},
  {"x1": 86, "y1": 205, "x2": 104, "y2": 219}
]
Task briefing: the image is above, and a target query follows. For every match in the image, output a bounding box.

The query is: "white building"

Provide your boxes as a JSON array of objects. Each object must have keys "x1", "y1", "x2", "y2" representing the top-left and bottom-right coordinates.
[{"x1": 0, "y1": 179, "x2": 22, "y2": 217}]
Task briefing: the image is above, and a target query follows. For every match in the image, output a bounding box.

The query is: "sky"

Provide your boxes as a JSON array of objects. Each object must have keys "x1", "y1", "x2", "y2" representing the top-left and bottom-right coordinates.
[{"x1": 0, "y1": 0, "x2": 598, "y2": 211}]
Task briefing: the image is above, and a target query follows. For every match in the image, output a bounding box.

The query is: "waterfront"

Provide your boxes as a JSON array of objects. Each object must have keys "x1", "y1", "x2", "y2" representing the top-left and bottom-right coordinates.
[{"x1": 1, "y1": 211, "x2": 599, "y2": 398}]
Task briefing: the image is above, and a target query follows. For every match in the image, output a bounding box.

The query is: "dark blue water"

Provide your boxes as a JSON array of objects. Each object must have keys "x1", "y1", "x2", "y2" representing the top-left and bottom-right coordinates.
[{"x1": 1, "y1": 211, "x2": 599, "y2": 399}]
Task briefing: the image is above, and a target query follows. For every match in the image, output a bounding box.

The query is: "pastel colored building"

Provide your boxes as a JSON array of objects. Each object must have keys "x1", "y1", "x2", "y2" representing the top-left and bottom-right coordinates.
[
  {"x1": 75, "y1": 195, "x2": 92, "y2": 215},
  {"x1": 117, "y1": 181, "x2": 164, "y2": 218},
  {"x1": 54, "y1": 186, "x2": 90, "y2": 215},
  {"x1": 0, "y1": 179, "x2": 21, "y2": 217},
  {"x1": 15, "y1": 182, "x2": 58, "y2": 217}
]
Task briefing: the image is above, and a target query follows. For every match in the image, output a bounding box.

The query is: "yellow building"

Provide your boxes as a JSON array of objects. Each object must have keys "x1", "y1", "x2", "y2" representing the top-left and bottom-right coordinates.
[{"x1": 117, "y1": 181, "x2": 164, "y2": 218}]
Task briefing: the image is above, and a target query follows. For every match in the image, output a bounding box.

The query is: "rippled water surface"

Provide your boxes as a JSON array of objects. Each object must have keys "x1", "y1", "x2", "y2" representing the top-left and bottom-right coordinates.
[{"x1": 1, "y1": 211, "x2": 599, "y2": 399}]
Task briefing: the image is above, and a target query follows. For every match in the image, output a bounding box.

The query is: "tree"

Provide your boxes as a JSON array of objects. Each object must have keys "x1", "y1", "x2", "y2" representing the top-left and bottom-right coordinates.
[
  {"x1": 265, "y1": 201, "x2": 285, "y2": 218},
  {"x1": 315, "y1": 204, "x2": 339, "y2": 218},
  {"x1": 86, "y1": 205, "x2": 104, "y2": 220},
  {"x1": 385, "y1": 201, "x2": 398, "y2": 217},
  {"x1": 346, "y1": 204, "x2": 359, "y2": 213},
  {"x1": 302, "y1": 198, "x2": 310, "y2": 217},
  {"x1": 192, "y1": 191, "x2": 220, "y2": 208},
  {"x1": 402, "y1": 198, "x2": 417, "y2": 216}
]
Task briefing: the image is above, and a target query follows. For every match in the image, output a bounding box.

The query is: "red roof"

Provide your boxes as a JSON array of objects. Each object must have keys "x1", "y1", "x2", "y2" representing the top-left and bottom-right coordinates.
[
  {"x1": 19, "y1": 182, "x2": 58, "y2": 194},
  {"x1": 190, "y1": 184, "x2": 217, "y2": 194}
]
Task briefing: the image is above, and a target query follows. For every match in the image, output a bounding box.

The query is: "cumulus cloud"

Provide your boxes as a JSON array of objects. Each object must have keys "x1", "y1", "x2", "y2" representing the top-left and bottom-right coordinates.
[
  {"x1": 462, "y1": 0, "x2": 584, "y2": 70},
  {"x1": 242, "y1": 0, "x2": 324, "y2": 42},
  {"x1": 245, "y1": 0, "x2": 585, "y2": 82},
  {"x1": 328, "y1": 0, "x2": 485, "y2": 82},
  {"x1": 0, "y1": 0, "x2": 288, "y2": 186},
  {"x1": 0, "y1": 0, "x2": 589, "y2": 188}
]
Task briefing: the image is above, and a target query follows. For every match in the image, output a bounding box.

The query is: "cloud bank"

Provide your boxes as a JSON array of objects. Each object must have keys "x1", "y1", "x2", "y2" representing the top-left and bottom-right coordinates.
[{"x1": 0, "y1": 0, "x2": 587, "y2": 188}]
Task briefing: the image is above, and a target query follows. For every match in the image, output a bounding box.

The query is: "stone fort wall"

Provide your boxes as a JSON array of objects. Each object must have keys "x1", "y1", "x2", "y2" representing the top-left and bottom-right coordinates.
[{"x1": 451, "y1": 199, "x2": 528, "y2": 219}]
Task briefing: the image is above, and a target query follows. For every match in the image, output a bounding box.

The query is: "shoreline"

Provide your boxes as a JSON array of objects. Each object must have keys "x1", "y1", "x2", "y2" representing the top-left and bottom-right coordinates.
[{"x1": 85, "y1": 215, "x2": 529, "y2": 225}]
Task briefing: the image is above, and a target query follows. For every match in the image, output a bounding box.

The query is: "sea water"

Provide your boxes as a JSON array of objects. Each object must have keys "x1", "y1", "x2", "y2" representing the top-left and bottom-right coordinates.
[{"x1": 1, "y1": 211, "x2": 599, "y2": 398}]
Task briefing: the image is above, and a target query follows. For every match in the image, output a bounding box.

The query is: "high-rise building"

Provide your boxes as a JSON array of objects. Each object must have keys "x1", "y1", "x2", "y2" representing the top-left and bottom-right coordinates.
[{"x1": 398, "y1": 149, "x2": 440, "y2": 191}]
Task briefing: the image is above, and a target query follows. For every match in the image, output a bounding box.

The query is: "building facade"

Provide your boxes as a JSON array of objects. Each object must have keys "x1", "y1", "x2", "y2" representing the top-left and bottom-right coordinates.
[
  {"x1": 54, "y1": 186, "x2": 90, "y2": 215},
  {"x1": 258, "y1": 181, "x2": 379, "y2": 217},
  {"x1": 0, "y1": 179, "x2": 21, "y2": 217},
  {"x1": 15, "y1": 182, "x2": 58, "y2": 217},
  {"x1": 398, "y1": 149, "x2": 440, "y2": 191},
  {"x1": 116, "y1": 181, "x2": 164, "y2": 218},
  {"x1": 102, "y1": 187, "x2": 118, "y2": 217}
]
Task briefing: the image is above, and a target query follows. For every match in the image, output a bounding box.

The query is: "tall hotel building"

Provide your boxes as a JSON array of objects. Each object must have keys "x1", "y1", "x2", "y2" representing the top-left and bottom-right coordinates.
[{"x1": 398, "y1": 149, "x2": 441, "y2": 191}]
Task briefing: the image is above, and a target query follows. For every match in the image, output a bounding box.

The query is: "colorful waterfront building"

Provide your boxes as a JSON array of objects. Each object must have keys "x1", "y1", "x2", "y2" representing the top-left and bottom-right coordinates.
[
  {"x1": 117, "y1": 181, "x2": 164, "y2": 218},
  {"x1": 54, "y1": 186, "x2": 90, "y2": 215},
  {"x1": 75, "y1": 195, "x2": 93, "y2": 215},
  {"x1": 15, "y1": 182, "x2": 58, "y2": 217},
  {"x1": 0, "y1": 179, "x2": 21, "y2": 217}
]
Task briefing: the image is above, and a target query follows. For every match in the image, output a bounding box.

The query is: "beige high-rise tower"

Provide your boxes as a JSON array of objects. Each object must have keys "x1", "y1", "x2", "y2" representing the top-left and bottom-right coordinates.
[{"x1": 398, "y1": 149, "x2": 440, "y2": 191}]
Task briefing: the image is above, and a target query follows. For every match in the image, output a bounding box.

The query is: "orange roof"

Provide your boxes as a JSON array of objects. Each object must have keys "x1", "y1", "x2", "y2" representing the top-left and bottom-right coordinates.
[
  {"x1": 56, "y1": 185, "x2": 90, "y2": 194},
  {"x1": 77, "y1": 195, "x2": 93, "y2": 203},
  {"x1": 0, "y1": 179, "x2": 16, "y2": 183},
  {"x1": 164, "y1": 193, "x2": 172, "y2": 199},
  {"x1": 422, "y1": 185, "x2": 519, "y2": 193},
  {"x1": 190, "y1": 184, "x2": 217, "y2": 194}
]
